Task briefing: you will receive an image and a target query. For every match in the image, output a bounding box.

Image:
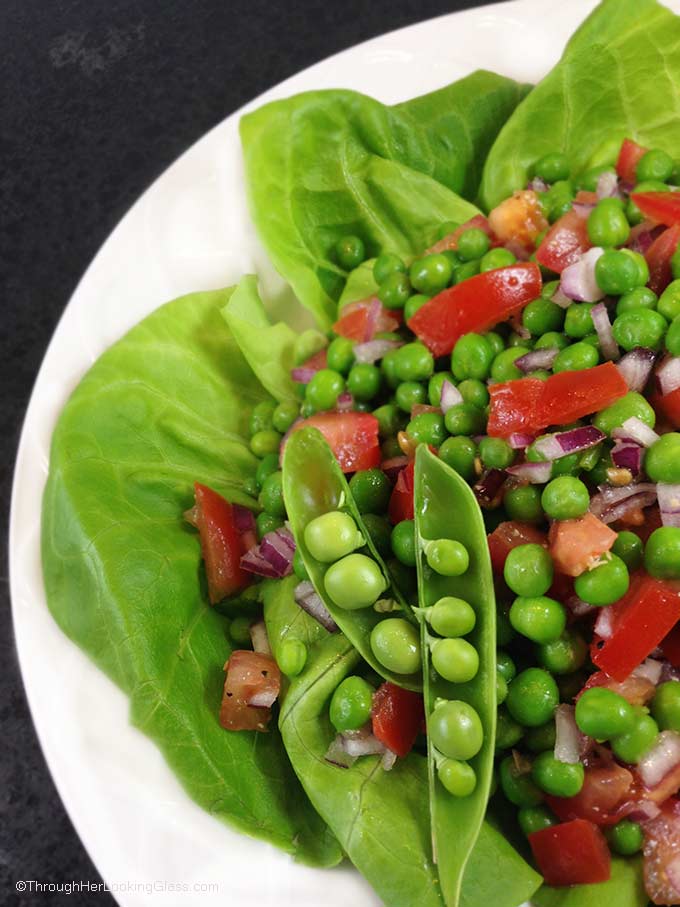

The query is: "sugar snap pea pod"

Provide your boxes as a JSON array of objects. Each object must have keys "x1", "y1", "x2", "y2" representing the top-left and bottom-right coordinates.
[
  {"x1": 262, "y1": 575, "x2": 328, "y2": 673},
  {"x1": 283, "y1": 427, "x2": 422, "y2": 691},
  {"x1": 414, "y1": 445, "x2": 497, "y2": 907}
]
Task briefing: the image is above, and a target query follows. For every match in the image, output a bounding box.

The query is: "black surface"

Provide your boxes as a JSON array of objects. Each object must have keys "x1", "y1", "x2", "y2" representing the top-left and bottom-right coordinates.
[{"x1": 2, "y1": 1, "x2": 498, "y2": 904}]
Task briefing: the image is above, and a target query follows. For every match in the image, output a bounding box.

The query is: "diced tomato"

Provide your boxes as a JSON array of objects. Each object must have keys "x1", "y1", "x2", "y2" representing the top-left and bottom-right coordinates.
[
  {"x1": 660, "y1": 623, "x2": 680, "y2": 668},
  {"x1": 408, "y1": 263, "x2": 542, "y2": 357},
  {"x1": 643, "y1": 804, "x2": 680, "y2": 905},
  {"x1": 333, "y1": 299, "x2": 400, "y2": 341},
  {"x1": 631, "y1": 192, "x2": 680, "y2": 227},
  {"x1": 488, "y1": 190, "x2": 549, "y2": 251},
  {"x1": 575, "y1": 189, "x2": 599, "y2": 206},
  {"x1": 425, "y1": 214, "x2": 494, "y2": 254},
  {"x1": 219, "y1": 650, "x2": 281, "y2": 732},
  {"x1": 529, "y1": 819, "x2": 611, "y2": 886},
  {"x1": 487, "y1": 363, "x2": 628, "y2": 438},
  {"x1": 645, "y1": 224, "x2": 680, "y2": 295},
  {"x1": 371, "y1": 682, "x2": 424, "y2": 757},
  {"x1": 652, "y1": 387, "x2": 680, "y2": 429},
  {"x1": 546, "y1": 763, "x2": 634, "y2": 827},
  {"x1": 301, "y1": 348, "x2": 328, "y2": 371},
  {"x1": 535, "y1": 208, "x2": 591, "y2": 274},
  {"x1": 287, "y1": 412, "x2": 381, "y2": 473},
  {"x1": 188, "y1": 483, "x2": 251, "y2": 604},
  {"x1": 487, "y1": 521, "x2": 547, "y2": 574},
  {"x1": 548, "y1": 513, "x2": 617, "y2": 578},
  {"x1": 592, "y1": 573, "x2": 680, "y2": 681},
  {"x1": 616, "y1": 138, "x2": 648, "y2": 185},
  {"x1": 578, "y1": 670, "x2": 656, "y2": 708},
  {"x1": 388, "y1": 460, "x2": 414, "y2": 525}
]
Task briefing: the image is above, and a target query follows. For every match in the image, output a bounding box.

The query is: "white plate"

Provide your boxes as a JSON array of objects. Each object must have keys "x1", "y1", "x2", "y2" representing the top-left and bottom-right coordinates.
[{"x1": 9, "y1": 1, "x2": 666, "y2": 904}]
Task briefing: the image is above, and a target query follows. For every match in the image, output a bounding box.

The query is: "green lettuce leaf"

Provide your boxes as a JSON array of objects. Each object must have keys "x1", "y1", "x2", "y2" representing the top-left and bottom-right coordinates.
[
  {"x1": 480, "y1": 0, "x2": 680, "y2": 209},
  {"x1": 241, "y1": 71, "x2": 528, "y2": 328},
  {"x1": 533, "y1": 856, "x2": 647, "y2": 907},
  {"x1": 41, "y1": 287, "x2": 341, "y2": 866}
]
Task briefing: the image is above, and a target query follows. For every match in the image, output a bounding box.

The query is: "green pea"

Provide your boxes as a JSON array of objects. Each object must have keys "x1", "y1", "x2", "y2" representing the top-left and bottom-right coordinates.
[
  {"x1": 518, "y1": 806, "x2": 557, "y2": 837},
  {"x1": 491, "y1": 347, "x2": 531, "y2": 382},
  {"x1": 504, "y1": 485, "x2": 544, "y2": 523},
  {"x1": 507, "y1": 668, "x2": 559, "y2": 727},
  {"x1": 430, "y1": 700, "x2": 483, "y2": 761},
  {"x1": 504, "y1": 544, "x2": 554, "y2": 598},
  {"x1": 256, "y1": 511, "x2": 284, "y2": 539},
  {"x1": 537, "y1": 629, "x2": 588, "y2": 675},
  {"x1": 378, "y1": 272, "x2": 411, "y2": 310},
  {"x1": 673, "y1": 246, "x2": 680, "y2": 281},
  {"x1": 485, "y1": 331, "x2": 506, "y2": 356},
  {"x1": 277, "y1": 638, "x2": 308, "y2": 677},
  {"x1": 587, "y1": 199, "x2": 630, "y2": 247},
  {"x1": 578, "y1": 165, "x2": 615, "y2": 192},
  {"x1": 382, "y1": 437, "x2": 402, "y2": 459},
  {"x1": 305, "y1": 369, "x2": 346, "y2": 411},
  {"x1": 243, "y1": 475, "x2": 258, "y2": 498},
  {"x1": 658, "y1": 280, "x2": 680, "y2": 322},
  {"x1": 431, "y1": 637, "x2": 479, "y2": 683},
  {"x1": 361, "y1": 513, "x2": 392, "y2": 558},
  {"x1": 335, "y1": 235, "x2": 366, "y2": 270},
  {"x1": 522, "y1": 297, "x2": 565, "y2": 336},
  {"x1": 532, "y1": 751, "x2": 584, "y2": 797},
  {"x1": 454, "y1": 259, "x2": 481, "y2": 283},
  {"x1": 596, "y1": 249, "x2": 647, "y2": 296},
  {"x1": 436, "y1": 220, "x2": 461, "y2": 240},
  {"x1": 612, "y1": 309, "x2": 667, "y2": 351},
  {"x1": 272, "y1": 400, "x2": 300, "y2": 434},
  {"x1": 457, "y1": 227, "x2": 490, "y2": 262},
  {"x1": 552, "y1": 341, "x2": 599, "y2": 373},
  {"x1": 544, "y1": 180, "x2": 575, "y2": 222},
  {"x1": 637, "y1": 148, "x2": 674, "y2": 183},
  {"x1": 373, "y1": 403, "x2": 402, "y2": 438},
  {"x1": 645, "y1": 433, "x2": 680, "y2": 483},
  {"x1": 444, "y1": 403, "x2": 486, "y2": 437},
  {"x1": 574, "y1": 554, "x2": 630, "y2": 606},
  {"x1": 390, "y1": 519, "x2": 416, "y2": 567},
  {"x1": 259, "y1": 470, "x2": 286, "y2": 518},
  {"x1": 496, "y1": 651, "x2": 516, "y2": 683},
  {"x1": 293, "y1": 548, "x2": 309, "y2": 581},
  {"x1": 380, "y1": 348, "x2": 401, "y2": 389},
  {"x1": 563, "y1": 302, "x2": 595, "y2": 339},
  {"x1": 480, "y1": 248, "x2": 517, "y2": 272},
  {"x1": 407, "y1": 412, "x2": 446, "y2": 447},
  {"x1": 509, "y1": 595, "x2": 566, "y2": 644},
  {"x1": 395, "y1": 381, "x2": 427, "y2": 413},
  {"x1": 229, "y1": 615, "x2": 252, "y2": 645},
  {"x1": 394, "y1": 342, "x2": 434, "y2": 383},
  {"x1": 616, "y1": 287, "x2": 658, "y2": 316},
  {"x1": 497, "y1": 673, "x2": 508, "y2": 705},
  {"x1": 409, "y1": 253, "x2": 453, "y2": 294},
  {"x1": 329, "y1": 675, "x2": 375, "y2": 731},
  {"x1": 667, "y1": 315, "x2": 680, "y2": 357},
  {"x1": 438, "y1": 759, "x2": 477, "y2": 797},
  {"x1": 451, "y1": 333, "x2": 495, "y2": 381},
  {"x1": 404, "y1": 293, "x2": 431, "y2": 322},
  {"x1": 535, "y1": 331, "x2": 570, "y2": 351},
  {"x1": 606, "y1": 820, "x2": 644, "y2": 856},
  {"x1": 304, "y1": 511, "x2": 365, "y2": 563},
  {"x1": 427, "y1": 371, "x2": 454, "y2": 407},
  {"x1": 508, "y1": 331, "x2": 534, "y2": 349},
  {"x1": 439, "y1": 436, "x2": 477, "y2": 481},
  {"x1": 428, "y1": 596, "x2": 476, "y2": 637},
  {"x1": 349, "y1": 469, "x2": 391, "y2": 514},
  {"x1": 373, "y1": 252, "x2": 406, "y2": 285},
  {"x1": 249, "y1": 400, "x2": 277, "y2": 436},
  {"x1": 495, "y1": 708, "x2": 524, "y2": 750},
  {"x1": 534, "y1": 152, "x2": 570, "y2": 183},
  {"x1": 299, "y1": 400, "x2": 315, "y2": 419},
  {"x1": 458, "y1": 378, "x2": 490, "y2": 410},
  {"x1": 497, "y1": 609, "x2": 515, "y2": 647},
  {"x1": 256, "y1": 452, "x2": 280, "y2": 490},
  {"x1": 645, "y1": 527, "x2": 680, "y2": 579},
  {"x1": 611, "y1": 530, "x2": 644, "y2": 570},
  {"x1": 370, "y1": 618, "x2": 421, "y2": 673},
  {"x1": 652, "y1": 681, "x2": 680, "y2": 731},
  {"x1": 499, "y1": 755, "x2": 543, "y2": 807},
  {"x1": 326, "y1": 553, "x2": 388, "y2": 610},
  {"x1": 479, "y1": 436, "x2": 514, "y2": 470},
  {"x1": 250, "y1": 429, "x2": 282, "y2": 458},
  {"x1": 575, "y1": 687, "x2": 635, "y2": 739},
  {"x1": 611, "y1": 708, "x2": 659, "y2": 763},
  {"x1": 524, "y1": 721, "x2": 556, "y2": 753},
  {"x1": 345, "y1": 363, "x2": 380, "y2": 402},
  {"x1": 593, "y1": 391, "x2": 656, "y2": 436},
  {"x1": 424, "y1": 538, "x2": 469, "y2": 576},
  {"x1": 541, "y1": 476, "x2": 590, "y2": 520}
]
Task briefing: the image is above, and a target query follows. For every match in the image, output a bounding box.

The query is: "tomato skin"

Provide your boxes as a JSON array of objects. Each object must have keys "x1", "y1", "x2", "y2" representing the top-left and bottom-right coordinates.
[
  {"x1": 529, "y1": 819, "x2": 611, "y2": 886},
  {"x1": 660, "y1": 623, "x2": 680, "y2": 668},
  {"x1": 546, "y1": 764, "x2": 634, "y2": 827},
  {"x1": 301, "y1": 348, "x2": 328, "y2": 371},
  {"x1": 487, "y1": 521, "x2": 547, "y2": 574},
  {"x1": 288, "y1": 413, "x2": 381, "y2": 473},
  {"x1": 190, "y1": 483, "x2": 251, "y2": 604},
  {"x1": 592, "y1": 573, "x2": 680, "y2": 681},
  {"x1": 548, "y1": 513, "x2": 617, "y2": 578},
  {"x1": 631, "y1": 192, "x2": 680, "y2": 227},
  {"x1": 333, "y1": 299, "x2": 400, "y2": 341},
  {"x1": 220, "y1": 650, "x2": 281, "y2": 732},
  {"x1": 425, "y1": 214, "x2": 494, "y2": 254},
  {"x1": 371, "y1": 682, "x2": 424, "y2": 757},
  {"x1": 408, "y1": 263, "x2": 542, "y2": 357},
  {"x1": 388, "y1": 460, "x2": 415, "y2": 525},
  {"x1": 487, "y1": 363, "x2": 628, "y2": 438},
  {"x1": 645, "y1": 224, "x2": 680, "y2": 296},
  {"x1": 535, "y1": 208, "x2": 591, "y2": 274},
  {"x1": 616, "y1": 138, "x2": 648, "y2": 184},
  {"x1": 652, "y1": 387, "x2": 680, "y2": 429}
]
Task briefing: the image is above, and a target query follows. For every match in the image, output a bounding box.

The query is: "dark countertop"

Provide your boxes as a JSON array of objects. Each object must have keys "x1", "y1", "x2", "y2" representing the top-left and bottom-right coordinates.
[{"x1": 1, "y1": 1, "x2": 498, "y2": 904}]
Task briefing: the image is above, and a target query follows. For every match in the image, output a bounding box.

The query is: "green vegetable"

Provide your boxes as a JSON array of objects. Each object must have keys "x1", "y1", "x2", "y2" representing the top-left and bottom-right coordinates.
[
  {"x1": 606, "y1": 821, "x2": 644, "y2": 856},
  {"x1": 575, "y1": 687, "x2": 635, "y2": 739},
  {"x1": 410, "y1": 254, "x2": 454, "y2": 294},
  {"x1": 612, "y1": 309, "x2": 667, "y2": 351},
  {"x1": 277, "y1": 637, "x2": 309, "y2": 677},
  {"x1": 424, "y1": 538, "x2": 470, "y2": 577},
  {"x1": 574, "y1": 554, "x2": 630, "y2": 606},
  {"x1": 438, "y1": 760, "x2": 477, "y2": 797},
  {"x1": 612, "y1": 530, "x2": 644, "y2": 570},
  {"x1": 503, "y1": 544, "x2": 554, "y2": 597},
  {"x1": 637, "y1": 148, "x2": 674, "y2": 182},
  {"x1": 616, "y1": 287, "x2": 657, "y2": 316},
  {"x1": 304, "y1": 511, "x2": 365, "y2": 563},
  {"x1": 335, "y1": 234, "x2": 366, "y2": 270},
  {"x1": 439, "y1": 436, "x2": 477, "y2": 481},
  {"x1": 596, "y1": 249, "x2": 646, "y2": 296},
  {"x1": 325, "y1": 553, "x2": 388, "y2": 610},
  {"x1": 432, "y1": 638, "x2": 480, "y2": 684},
  {"x1": 509, "y1": 596, "x2": 566, "y2": 645},
  {"x1": 444, "y1": 403, "x2": 486, "y2": 437},
  {"x1": 593, "y1": 391, "x2": 656, "y2": 437},
  {"x1": 349, "y1": 468, "x2": 391, "y2": 514},
  {"x1": 651, "y1": 680, "x2": 680, "y2": 731},
  {"x1": 587, "y1": 199, "x2": 630, "y2": 247},
  {"x1": 430, "y1": 699, "x2": 483, "y2": 760},
  {"x1": 541, "y1": 476, "x2": 590, "y2": 520},
  {"x1": 645, "y1": 527, "x2": 680, "y2": 579},
  {"x1": 553, "y1": 342, "x2": 599, "y2": 373},
  {"x1": 391, "y1": 519, "x2": 417, "y2": 567},
  {"x1": 523, "y1": 297, "x2": 565, "y2": 336},
  {"x1": 371, "y1": 618, "x2": 421, "y2": 674},
  {"x1": 378, "y1": 271, "x2": 412, "y2": 309},
  {"x1": 532, "y1": 751, "x2": 584, "y2": 797},
  {"x1": 396, "y1": 380, "x2": 427, "y2": 413},
  {"x1": 259, "y1": 470, "x2": 286, "y2": 518},
  {"x1": 306, "y1": 368, "x2": 346, "y2": 411},
  {"x1": 537, "y1": 629, "x2": 587, "y2": 675},
  {"x1": 534, "y1": 152, "x2": 570, "y2": 183},
  {"x1": 645, "y1": 433, "x2": 680, "y2": 483},
  {"x1": 327, "y1": 336, "x2": 356, "y2": 373},
  {"x1": 329, "y1": 675, "x2": 375, "y2": 731},
  {"x1": 518, "y1": 805, "x2": 556, "y2": 836},
  {"x1": 611, "y1": 709, "x2": 659, "y2": 763},
  {"x1": 459, "y1": 379, "x2": 490, "y2": 410},
  {"x1": 452, "y1": 333, "x2": 494, "y2": 381},
  {"x1": 506, "y1": 668, "x2": 559, "y2": 727},
  {"x1": 458, "y1": 227, "x2": 491, "y2": 261},
  {"x1": 427, "y1": 597, "x2": 477, "y2": 638},
  {"x1": 533, "y1": 855, "x2": 647, "y2": 907},
  {"x1": 479, "y1": 248, "x2": 516, "y2": 271},
  {"x1": 347, "y1": 363, "x2": 381, "y2": 401},
  {"x1": 499, "y1": 756, "x2": 543, "y2": 808},
  {"x1": 374, "y1": 252, "x2": 407, "y2": 284},
  {"x1": 504, "y1": 484, "x2": 543, "y2": 523}
]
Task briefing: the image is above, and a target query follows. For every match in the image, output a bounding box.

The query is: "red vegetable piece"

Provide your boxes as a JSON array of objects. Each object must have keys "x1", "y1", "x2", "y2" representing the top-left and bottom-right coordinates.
[
  {"x1": 190, "y1": 483, "x2": 251, "y2": 604},
  {"x1": 577, "y1": 670, "x2": 656, "y2": 708},
  {"x1": 287, "y1": 412, "x2": 381, "y2": 473},
  {"x1": 652, "y1": 387, "x2": 680, "y2": 429},
  {"x1": 546, "y1": 764, "x2": 634, "y2": 827},
  {"x1": 425, "y1": 214, "x2": 494, "y2": 254},
  {"x1": 333, "y1": 299, "x2": 399, "y2": 341},
  {"x1": 660, "y1": 624, "x2": 680, "y2": 668},
  {"x1": 488, "y1": 189, "x2": 549, "y2": 252},
  {"x1": 301, "y1": 348, "x2": 328, "y2": 371},
  {"x1": 535, "y1": 208, "x2": 591, "y2": 274},
  {"x1": 616, "y1": 138, "x2": 648, "y2": 185},
  {"x1": 548, "y1": 513, "x2": 617, "y2": 578},
  {"x1": 220, "y1": 650, "x2": 281, "y2": 732},
  {"x1": 592, "y1": 573, "x2": 680, "y2": 682},
  {"x1": 486, "y1": 378, "x2": 545, "y2": 437},
  {"x1": 631, "y1": 192, "x2": 680, "y2": 227},
  {"x1": 529, "y1": 819, "x2": 611, "y2": 886},
  {"x1": 407, "y1": 263, "x2": 542, "y2": 357},
  {"x1": 388, "y1": 460, "x2": 415, "y2": 525},
  {"x1": 371, "y1": 681, "x2": 424, "y2": 757},
  {"x1": 487, "y1": 521, "x2": 547, "y2": 575},
  {"x1": 645, "y1": 224, "x2": 680, "y2": 296}
]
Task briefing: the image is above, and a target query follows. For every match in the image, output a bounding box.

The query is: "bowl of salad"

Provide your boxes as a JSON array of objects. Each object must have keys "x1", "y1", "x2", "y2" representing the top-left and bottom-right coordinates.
[{"x1": 15, "y1": 0, "x2": 680, "y2": 904}]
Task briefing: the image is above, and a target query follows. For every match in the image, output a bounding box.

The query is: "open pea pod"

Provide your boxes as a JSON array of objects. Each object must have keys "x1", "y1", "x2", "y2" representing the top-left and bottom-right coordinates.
[
  {"x1": 282, "y1": 427, "x2": 421, "y2": 691},
  {"x1": 414, "y1": 445, "x2": 497, "y2": 907}
]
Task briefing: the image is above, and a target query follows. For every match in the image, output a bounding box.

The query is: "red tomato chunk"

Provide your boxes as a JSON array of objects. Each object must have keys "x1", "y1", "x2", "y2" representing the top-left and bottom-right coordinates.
[
  {"x1": 631, "y1": 192, "x2": 680, "y2": 227},
  {"x1": 535, "y1": 208, "x2": 591, "y2": 274},
  {"x1": 371, "y1": 682, "x2": 423, "y2": 757},
  {"x1": 529, "y1": 819, "x2": 611, "y2": 886},
  {"x1": 548, "y1": 513, "x2": 617, "y2": 578},
  {"x1": 487, "y1": 521, "x2": 547, "y2": 574},
  {"x1": 425, "y1": 214, "x2": 494, "y2": 254},
  {"x1": 616, "y1": 138, "x2": 648, "y2": 185},
  {"x1": 388, "y1": 460, "x2": 415, "y2": 525},
  {"x1": 220, "y1": 650, "x2": 281, "y2": 732},
  {"x1": 646, "y1": 224, "x2": 680, "y2": 296},
  {"x1": 546, "y1": 764, "x2": 634, "y2": 827},
  {"x1": 287, "y1": 412, "x2": 381, "y2": 473}
]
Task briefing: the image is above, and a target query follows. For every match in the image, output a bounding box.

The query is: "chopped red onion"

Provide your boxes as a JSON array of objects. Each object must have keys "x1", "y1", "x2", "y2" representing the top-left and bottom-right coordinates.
[
  {"x1": 634, "y1": 658, "x2": 664, "y2": 686},
  {"x1": 616, "y1": 347, "x2": 657, "y2": 392},
  {"x1": 380, "y1": 456, "x2": 409, "y2": 482},
  {"x1": 233, "y1": 504, "x2": 256, "y2": 534},
  {"x1": 596, "y1": 171, "x2": 620, "y2": 200},
  {"x1": 566, "y1": 594, "x2": 594, "y2": 617},
  {"x1": 240, "y1": 548, "x2": 282, "y2": 578},
  {"x1": 515, "y1": 347, "x2": 559, "y2": 373},
  {"x1": 639, "y1": 731, "x2": 680, "y2": 786},
  {"x1": 440, "y1": 379, "x2": 463, "y2": 413},
  {"x1": 572, "y1": 201, "x2": 596, "y2": 218},
  {"x1": 594, "y1": 606, "x2": 614, "y2": 640},
  {"x1": 411, "y1": 404, "x2": 441, "y2": 418},
  {"x1": 533, "y1": 425, "x2": 606, "y2": 461},
  {"x1": 658, "y1": 484, "x2": 680, "y2": 528},
  {"x1": 341, "y1": 729, "x2": 386, "y2": 758},
  {"x1": 591, "y1": 302, "x2": 619, "y2": 361},
  {"x1": 628, "y1": 222, "x2": 665, "y2": 255},
  {"x1": 512, "y1": 321, "x2": 532, "y2": 341},
  {"x1": 611, "y1": 439, "x2": 643, "y2": 475},
  {"x1": 590, "y1": 482, "x2": 657, "y2": 523},
  {"x1": 560, "y1": 247, "x2": 605, "y2": 302},
  {"x1": 292, "y1": 366, "x2": 318, "y2": 384},
  {"x1": 474, "y1": 468, "x2": 507, "y2": 506},
  {"x1": 613, "y1": 416, "x2": 660, "y2": 448},
  {"x1": 258, "y1": 527, "x2": 296, "y2": 577},
  {"x1": 506, "y1": 461, "x2": 552, "y2": 484},
  {"x1": 324, "y1": 735, "x2": 356, "y2": 768},
  {"x1": 658, "y1": 356, "x2": 680, "y2": 395},
  {"x1": 554, "y1": 705, "x2": 584, "y2": 765},
  {"x1": 551, "y1": 285, "x2": 573, "y2": 309},
  {"x1": 336, "y1": 392, "x2": 354, "y2": 413},
  {"x1": 353, "y1": 338, "x2": 402, "y2": 364},
  {"x1": 381, "y1": 749, "x2": 398, "y2": 771},
  {"x1": 509, "y1": 432, "x2": 535, "y2": 450},
  {"x1": 527, "y1": 177, "x2": 549, "y2": 193},
  {"x1": 504, "y1": 239, "x2": 532, "y2": 262},
  {"x1": 616, "y1": 797, "x2": 661, "y2": 823},
  {"x1": 294, "y1": 581, "x2": 339, "y2": 633},
  {"x1": 363, "y1": 298, "x2": 382, "y2": 342},
  {"x1": 249, "y1": 620, "x2": 272, "y2": 656}
]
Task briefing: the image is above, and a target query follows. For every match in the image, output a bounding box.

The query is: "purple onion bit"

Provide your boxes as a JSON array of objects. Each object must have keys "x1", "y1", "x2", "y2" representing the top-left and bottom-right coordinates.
[
  {"x1": 440, "y1": 379, "x2": 463, "y2": 413},
  {"x1": 508, "y1": 432, "x2": 535, "y2": 450},
  {"x1": 506, "y1": 460, "x2": 552, "y2": 484},
  {"x1": 240, "y1": 527, "x2": 296, "y2": 578},
  {"x1": 616, "y1": 347, "x2": 657, "y2": 392},
  {"x1": 560, "y1": 247, "x2": 605, "y2": 302},
  {"x1": 658, "y1": 483, "x2": 680, "y2": 528},
  {"x1": 589, "y1": 482, "x2": 658, "y2": 524},
  {"x1": 591, "y1": 302, "x2": 619, "y2": 361},
  {"x1": 611, "y1": 439, "x2": 643, "y2": 475},
  {"x1": 294, "y1": 581, "x2": 339, "y2": 633},
  {"x1": 474, "y1": 469, "x2": 507, "y2": 507},
  {"x1": 353, "y1": 338, "x2": 403, "y2": 364},
  {"x1": 658, "y1": 355, "x2": 680, "y2": 396},
  {"x1": 515, "y1": 347, "x2": 559, "y2": 374},
  {"x1": 533, "y1": 425, "x2": 606, "y2": 461},
  {"x1": 291, "y1": 366, "x2": 318, "y2": 384}
]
